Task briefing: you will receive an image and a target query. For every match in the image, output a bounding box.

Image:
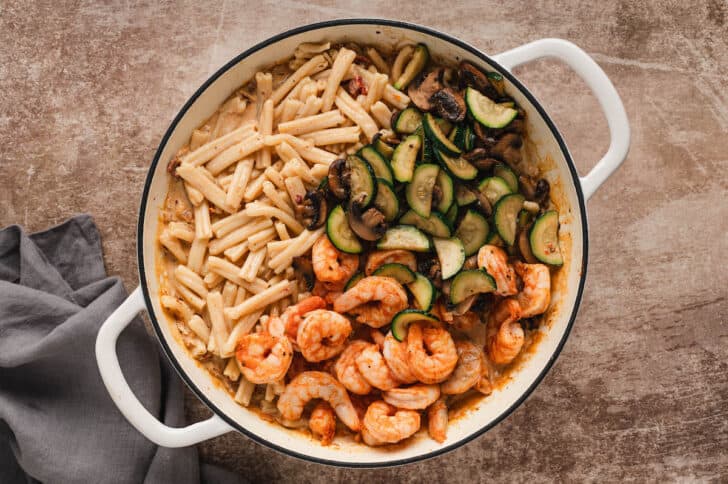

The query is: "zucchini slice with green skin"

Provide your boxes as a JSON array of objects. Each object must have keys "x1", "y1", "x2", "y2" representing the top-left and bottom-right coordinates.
[
  {"x1": 435, "y1": 117, "x2": 453, "y2": 136},
  {"x1": 478, "y1": 176, "x2": 513, "y2": 205},
  {"x1": 391, "y1": 309, "x2": 440, "y2": 341},
  {"x1": 434, "y1": 170, "x2": 454, "y2": 213},
  {"x1": 377, "y1": 225, "x2": 431, "y2": 252},
  {"x1": 347, "y1": 155, "x2": 377, "y2": 207},
  {"x1": 406, "y1": 163, "x2": 439, "y2": 217},
  {"x1": 372, "y1": 133, "x2": 395, "y2": 160},
  {"x1": 463, "y1": 125, "x2": 476, "y2": 151},
  {"x1": 493, "y1": 163, "x2": 519, "y2": 192},
  {"x1": 421, "y1": 128, "x2": 435, "y2": 163},
  {"x1": 436, "y1": 149, "x2": 478, "y2": 181},
  {"x1": 529, "y1": 210, "x2": 563, "y2": 265},
  {"x1": 393, "y1": 107, "x2": 423, "y2": 134},
  {"x1": 465, "y1": 87, "x2": 518, "y2": 129},
  {"x1": 374, "y1": 178, "x2": 399, "y2": 222},
  {"x1": 433, "y1": 237, "x2": 465, "y2": 279},
  {"x1": 399, "y1": 210, "x2": 452, "y2": 238},
  {"x1": 423, "y1": 113, "x2": 461, "y2": 156},
  {"x1": 449, "y1": 125, "x2": 465, "y2": 149},
  {"x1": 455, "y1": 184, "x2": 478, "y2": 206},
  {"x1": 327, "y1": 205, "x2": 363, "y2": 254},
  {"x1": 455, "y1": 209, "x2": 490, "y2": 256},
  {"x1": 393, "y1": 43, "x2": 430, "y2": 90},
  {"x1": 493, "y1": 193, "x2": 524, "y2": 246},
  {"x1": 445, "y1": 202, "x2": 458, "y2": 225},
  {"x1": 449, "y1": 269, "x2": 497, "y2": 305},
  {"x1": 486, "y1": 71, "x2": 506, "y2": 97},
  {"x1": 390, "y1": 134, "x2": 422, "y2": 182},
  {"x1": 408, "y1": 273, "x2": 436, "y2": 311},
  {"x1": 358, "y1": 146, "x2": 393, "y2": 183},
  {"x1": 373, "y1": 263, "x2": 416, "y2": 285},
  {"x1": 344, "y1": 272, "x2": 364, "y2": 291}
]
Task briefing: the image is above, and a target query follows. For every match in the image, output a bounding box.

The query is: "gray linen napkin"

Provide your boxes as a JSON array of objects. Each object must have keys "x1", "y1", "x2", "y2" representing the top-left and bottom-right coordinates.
[{"x1": 0, "y1": 215, "x2": 245, "y2": 484}]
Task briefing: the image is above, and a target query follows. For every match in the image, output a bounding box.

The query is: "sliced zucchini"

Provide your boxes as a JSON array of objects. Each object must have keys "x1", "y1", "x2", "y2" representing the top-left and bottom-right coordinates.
[
  {"x1": 408, "y1": 273, "x2": 436, "y2": 311},
  {"x1": 358, "y1": 146, "x2": 393, "y2": 183},
  {"x1": 372, "y1": 133, "x2": 395, "y2": 160},
  {"x1": 327, "y1": 205, "x2": 363, "y2": 254},
  {"x1": 406, "y1": 164, "x2": 439, "y2": 217},
  {"x1": 455, "y1": 209, "x2": 489, "y2": 256},
  {"x1": 421, "y1": 128, "x2": 435, "y2": 163},
  {"x1": 393, "y1": 43, "x2": 429, "y2": 90},
  {"x1": 493, "y1": 193, "x2": 524, "y2": 246},
  {"x1": 455, "y1": 184, "x2": 478, "y2": 206},
  {"x1": 433, "y1": 237, "x2": 465, "y2": 279},
  {"x1": 423, "y1": 113, "x2": 461, "y2": 156},
  {"x1": 465, "y1": 87, "x2": 518, "y2": 129},
  {"x1": 391, "y1": 309, "x2": 439, "y2": 341},
  {"x1": 434, "y1": 170, "x2": 454, "y2": 213},
  {"x1": 390, "y1": 134, "x2": 422, "y2": 182},
  {"x1": 344, "y1": 272, "x2": 364, "y2": 291},
  {"x1": 399, "y1": 210, "x2": 452, "y2": 238},
  {"x1": 373, "y1": 263, "x2": 416, "y2": 285},
  {"x1": 347, "y1": 155, "x2": 377, "y2": 207},
  {"x1": 377, "y1": 225, "x2": 431, "y2": 252},
  {"x1": 435, "y1": 117, "x2": 453, "y2": 136},
  {"x1": 374, "y1": 178, "x2": 399, "y2": 222},
  {"x1": 486, "y1": 71, "x2": 506, "y2": 97},
  {"x1": 436, "y1": 149, "x2": 478, "y2": 181},
  {"x1": 493, "y1": 163, "x2": 518, "y2": 192},
  {"x1": 449, "y1": 269, "x2": 497, "y2": 305},
  {"x1": 463, "y1": 125, "x2": 476, "y2": 151},
  {"x1": 449, "y1": 125, "x2": 465, "y2": 149},
  {"x1": 445, "y1": 202, "x2": 458, "y2": 226},
  {"x1": 517, "y1": 209, "x2": 534, "y2": 229},
  {"x1": 529, "y1": 210, "x2": 563, "y2": 265},
  {"x1": 392, "y1": 107, "x2": 423, "y2": 134},
  {"x1": 478, "y1": 176, "x2": 513, "y2": 205}
]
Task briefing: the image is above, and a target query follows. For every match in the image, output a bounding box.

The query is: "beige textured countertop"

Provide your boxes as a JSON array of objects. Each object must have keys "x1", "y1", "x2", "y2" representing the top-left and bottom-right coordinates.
[{"x1": 2, "y1": 1, "x2": 727, "y2": 481}]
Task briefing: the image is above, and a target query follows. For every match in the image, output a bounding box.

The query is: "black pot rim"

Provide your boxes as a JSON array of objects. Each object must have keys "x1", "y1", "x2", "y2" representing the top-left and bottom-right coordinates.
[{"x1": 137, "y1": 18, "x2": 589, "y2": 468}]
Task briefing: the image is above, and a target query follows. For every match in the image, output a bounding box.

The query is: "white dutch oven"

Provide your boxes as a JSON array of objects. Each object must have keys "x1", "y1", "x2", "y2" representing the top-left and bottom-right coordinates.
[{"x1": 95, "y1": 20, "x2": 629, "y2": 467}]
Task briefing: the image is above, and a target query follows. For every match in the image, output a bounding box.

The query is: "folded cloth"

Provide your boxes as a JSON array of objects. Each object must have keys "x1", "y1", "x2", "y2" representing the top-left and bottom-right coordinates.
[{"x1": 0, "y1": 215, "x2": 245, "y2": 484}]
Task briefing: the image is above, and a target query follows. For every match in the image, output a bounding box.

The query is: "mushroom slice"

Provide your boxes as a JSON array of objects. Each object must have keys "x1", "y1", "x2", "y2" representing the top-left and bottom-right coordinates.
[
  {"x1": 301, "y1": 189, "x2": 328, "y2": 230},
  {"x1": 459, "y1": 61, "x2": 499, "y2": 99},
  {"x1": 347, "y1": 199, "x2": 387, "y2": 241},
  {"x1": 430, "y1": 88, "x2": 466, "y2": 123},
  {"x1": 463, "y1": 148, "x2": 499, "y2": 171},
  {"x1": 407, "y1": 68, "x2": 443, "y2": 112},
  {"x1": 327, "y1": 158, "x2": 350, "y2": 200},
  {"x1": 491, "y1": 133, "x2": 523, "y2": 165},
  {"x1": 293, "y1": 257, "x2": 316, "y2": 290}
]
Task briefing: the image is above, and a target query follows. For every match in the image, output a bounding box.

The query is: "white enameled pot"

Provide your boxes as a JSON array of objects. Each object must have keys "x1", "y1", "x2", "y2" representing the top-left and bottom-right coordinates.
[{"x1": 95, "y1": 20, "x2": 629, "y2": 467}]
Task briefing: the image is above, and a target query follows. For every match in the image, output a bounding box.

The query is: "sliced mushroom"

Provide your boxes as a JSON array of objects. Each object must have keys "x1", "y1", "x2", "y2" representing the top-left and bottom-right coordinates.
[
  {"x1": 472, "y1": 122, "x2": 497, "y2": 150},
  {"x1": 407, "y1": 68, "x2": 443, "y2": 111},
  {"x1": 300, "y1": 189, "x2": 327, "y2": 230},
  {"x1": 534, "y1": 179, "x2": 550, "y2": 205},
  {"x1": 463, "y1": 148, "x2": 499, "y2": 171},
  {"x1": 293, "y1": 256, "x2": 316, "y2": 290},
  {"x1": 518, "y1": 229, "x2": 538, "y2": 264},
  {"x1": 458, "y1": 61, "x2": 499, "y2": 99},
  {"x1": 327, "y1": 158, "x2": 350, "y2": 200},
  {"x1": 348, "y1": 200, "x2": 387, "y2": 241},
  {"x1": 491, "y1": 133, "x2": 523, "y2": 165},
  {"x1": 418, "y1": 257, "x2": 442, "y2": 288},
  {"x1": 473, "y1": 189, "x2": 493, "y2": 217},
  {"x1": 430, "y1": 88, "x2": 466, "y2": 123},
  {"x1": 463, "y1": 255, "x2": 478, "y2": 270},
  {"x1": 452, "y1": 294, "x2": 478, "y2": 316}
]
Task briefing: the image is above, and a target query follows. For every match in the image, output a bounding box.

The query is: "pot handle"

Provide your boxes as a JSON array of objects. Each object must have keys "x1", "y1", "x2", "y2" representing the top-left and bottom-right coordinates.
[
  {"x1": 95, "y1": 286, "x2": 233, "y2": 447},
  {"x1": 492, "y1": 38, "x2": 630, "y2": 200}
]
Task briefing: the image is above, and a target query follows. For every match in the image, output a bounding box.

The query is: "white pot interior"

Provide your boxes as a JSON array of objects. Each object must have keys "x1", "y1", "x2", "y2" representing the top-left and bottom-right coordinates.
[{"x1": 138, "y1": 21, "x2": 586, "y2": 465}]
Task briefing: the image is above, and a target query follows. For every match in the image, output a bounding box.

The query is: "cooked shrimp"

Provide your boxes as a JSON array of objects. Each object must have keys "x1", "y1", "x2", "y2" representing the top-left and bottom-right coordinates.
[
  {"x1": 382, "y1": 331, "x2": 418, "y2": 384},
  {"x1": 309, "y1": 401, "x2": 336, "y2": 446},
  {"x1": 364, "y1": 249, "x2": 417, "y2": 275},
  {"x1": 334, "y1": 340, "x2": 373, "y2": 395},
  {"x1": 277, "y1": 296, "x2": 327, "y2": 343},
  {"x1": 477, "y1": 245, "x2": 518, "y2": 296},
  {"x1": 312, "y1": 280, "x2": 344, "y2": 305},
  {"x1": 297, "y1": 309, "x2": 352, "y2": 362},
  {"x1": 382, "y1": 384, "x2": 440, "y2": 410},
  {"x1": 487, "y1": 298, "x2": 524, "y2": 365},
  {"x1": 277, "y1": 371, "x2": 360, "y2": 431},
  {"x1": 312, "y1": 235, "x2": 359, "y2": 284},
  {"x1": 363, "y1": 401, "x2": 420, "y2": 444},
  {"x1": 441, "y1": 340, "x2": 484, "y2": 395},
  {"x1": 361, "y1": 425, "x2": 385, "y2": 446},
  {"x1": 370, "y1": 328, "x2": 385, "y2": 347},
  {"x1": 356, "y1": 344, "x2": 402, "y2": 390},
  {"x1": 406, "y1": 322, "x2": 458, "y2": 384},
  {"x1": 513, "y1": 261, "x2": 551, "y2": 317},
  {"x1": 333, "y1": 276, "x2": 408, "y2": 327},
  {"x1": 235, "y1": 332, "x2": 293, "y2": 384},
  {"x1": 427, "y1": 398, "x2": 448, "y2": 443}
]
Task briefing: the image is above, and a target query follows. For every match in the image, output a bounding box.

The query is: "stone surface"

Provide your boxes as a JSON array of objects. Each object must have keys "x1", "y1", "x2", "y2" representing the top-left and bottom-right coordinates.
[{"x1": 2, "y1": 1, "x2": 727, "y2": 481}]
